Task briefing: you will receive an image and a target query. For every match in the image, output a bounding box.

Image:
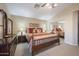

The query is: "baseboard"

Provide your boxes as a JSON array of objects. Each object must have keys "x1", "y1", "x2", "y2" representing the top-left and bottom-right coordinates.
[{"x1": 64, "y1": 41, "x2": 78, "y2": 46}]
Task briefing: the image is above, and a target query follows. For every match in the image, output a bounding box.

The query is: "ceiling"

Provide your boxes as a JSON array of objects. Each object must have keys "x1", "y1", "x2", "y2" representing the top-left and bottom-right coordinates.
[{"x1": 5, "y1": 3, "x2": 72, "y2": 20}]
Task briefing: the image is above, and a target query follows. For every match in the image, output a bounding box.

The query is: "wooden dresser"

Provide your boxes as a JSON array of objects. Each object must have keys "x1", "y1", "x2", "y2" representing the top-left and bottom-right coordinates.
[{"x1": 0, "y1": 35, "x2": 17, "y2": 56}]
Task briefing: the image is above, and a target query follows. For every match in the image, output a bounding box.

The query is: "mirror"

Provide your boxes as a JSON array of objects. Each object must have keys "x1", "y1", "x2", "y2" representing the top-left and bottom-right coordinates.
[
  {"x1": 0, "y1": 9, "x2": 8, "y2": 39},
  {"x1": 7, "y1": 18, "x2": 13, "y2": 36}
]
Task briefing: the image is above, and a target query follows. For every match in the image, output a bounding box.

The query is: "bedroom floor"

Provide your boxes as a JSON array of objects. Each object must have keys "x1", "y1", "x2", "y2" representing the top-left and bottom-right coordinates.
[
  {"x1": 14, "y1": 38, "x2": 64, "y2": 56},
  {"x1": 14, "y1": 38, "x2": 79, "y2": 56},
  {"x1": 36, "y1": 38, "x2": 79, "y2": 56},
  {"x1": 36, "y1": 43, "x2": 79, "y2": 56},
  {"x1": 14, "y1": 43, "x2": 31, "y2": 56},
  {"x1": 14, "y1": 38, "x2": 63, "y2": 56}
]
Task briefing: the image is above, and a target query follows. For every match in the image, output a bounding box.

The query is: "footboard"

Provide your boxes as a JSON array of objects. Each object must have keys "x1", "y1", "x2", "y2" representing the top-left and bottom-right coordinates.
[
  {"x1": 32, "y1": 36, "x2": 60, "y2": 55},
  {"x1": 27, "y1": 33, "x2": 60, "y2": 55}
]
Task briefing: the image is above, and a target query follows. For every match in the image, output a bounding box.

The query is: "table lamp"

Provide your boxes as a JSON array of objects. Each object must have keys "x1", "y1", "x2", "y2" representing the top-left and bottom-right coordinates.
[{"x1": 20, "y1": 28, "x2": 24, "y2": 36}]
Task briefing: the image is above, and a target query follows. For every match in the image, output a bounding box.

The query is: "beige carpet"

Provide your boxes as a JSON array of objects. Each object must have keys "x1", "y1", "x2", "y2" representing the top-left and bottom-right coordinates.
[
  {"x1": 36, "y1": 44, "x2": 79, "y2": 56},
  {"x1": 14, "y1": 38, "x2": 79, "y2": 56},
  {"x1": 14, "y1": 43, "x2": 31, "y2": 56}
]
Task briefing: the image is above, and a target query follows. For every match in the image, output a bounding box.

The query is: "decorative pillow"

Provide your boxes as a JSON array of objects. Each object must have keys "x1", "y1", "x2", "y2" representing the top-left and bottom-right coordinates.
[
  {"x1": 33, "y1": 29, "x2": 37, "y2": 33},
  {"x1": 33, "y1": 29, "x2": 35, "y2": 33},
  {"x1": 37, "y1": 29, "x2": 41, "y2": 33}
]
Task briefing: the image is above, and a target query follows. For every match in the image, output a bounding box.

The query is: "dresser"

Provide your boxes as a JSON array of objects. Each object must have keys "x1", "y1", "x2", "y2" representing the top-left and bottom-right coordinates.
[{"x1": 0, "y1": 35, "x2": 17, "y2": 56}]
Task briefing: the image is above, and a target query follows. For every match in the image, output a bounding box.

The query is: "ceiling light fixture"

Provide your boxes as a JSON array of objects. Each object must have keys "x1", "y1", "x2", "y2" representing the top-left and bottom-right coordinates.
[
  {"x1": 46, "y1": 3, "x2": 52, "y2": 9},
  {"x1": 46, "y1": 3, "x2": 50, "y2": 7},
  {"x1": 53, "y1": 3, "x2": 58, "y2": 7},
  {"x1": 48, "y1": 5, "x2": 52, "y2": 9},
  {"x1": 34, "y1": 3, "x2": 58, "y2": 9}
]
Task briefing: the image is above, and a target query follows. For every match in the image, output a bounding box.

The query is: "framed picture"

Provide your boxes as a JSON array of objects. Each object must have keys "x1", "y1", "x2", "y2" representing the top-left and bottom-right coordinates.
[
  {"x1": 29, "y1": 23, "x2": 40, "y2": 28},
  {"x1": 7, "y1": 18, "x2": 13, "y2": 35}
]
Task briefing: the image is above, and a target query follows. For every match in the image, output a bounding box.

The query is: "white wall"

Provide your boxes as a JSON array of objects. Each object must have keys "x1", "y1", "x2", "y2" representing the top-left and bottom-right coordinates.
[
  {"x1": 51, "y1": 4, "x2": 79, "y2": 45},
  {"x1": 73, "y1": 11, "x2": 78, "y2": 45},
  {"x1": 0, "y1": 3, "x2": 11, "y2": 18},
  {"x1": 0, "y1": 4, "x2": 7, "y2": 12},
  {"x1": 64, "y1": 13, "x2": 74, "y2": 45},
  {"x1": 10, "y1": 15, "x2": 47, "y2": 34}
]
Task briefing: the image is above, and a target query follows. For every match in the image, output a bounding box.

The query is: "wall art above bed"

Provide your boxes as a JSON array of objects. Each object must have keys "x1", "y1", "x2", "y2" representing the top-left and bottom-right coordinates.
[{"x1": 29, "y1": 23, "x2": 40, "y2": 28}]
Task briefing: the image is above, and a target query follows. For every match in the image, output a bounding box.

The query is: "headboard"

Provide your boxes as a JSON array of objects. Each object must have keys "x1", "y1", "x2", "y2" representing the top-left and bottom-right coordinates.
[{"x1": 27, "y1": 28, "x2": 43, "y2": 33}]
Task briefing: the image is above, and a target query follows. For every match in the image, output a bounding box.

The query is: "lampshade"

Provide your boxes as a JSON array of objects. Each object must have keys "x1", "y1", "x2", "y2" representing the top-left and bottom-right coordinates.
[{"x1": 20, "y1": 28, "x2": 24, "y2": 31}]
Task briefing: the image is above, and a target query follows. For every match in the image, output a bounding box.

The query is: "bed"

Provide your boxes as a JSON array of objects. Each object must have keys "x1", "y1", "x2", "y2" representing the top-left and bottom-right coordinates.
[{"x1": 26, "y1": 28, "x2": 60, "y2": 55}]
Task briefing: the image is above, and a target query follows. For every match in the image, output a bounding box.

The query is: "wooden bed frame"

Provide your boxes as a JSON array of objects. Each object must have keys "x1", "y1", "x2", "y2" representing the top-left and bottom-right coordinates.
[
  {"x1": 31, "y1": 36, "x2": 60, "y2": 55},
  {"x1": 27, "y1": 28, "x2": 60, "y2": 55}
]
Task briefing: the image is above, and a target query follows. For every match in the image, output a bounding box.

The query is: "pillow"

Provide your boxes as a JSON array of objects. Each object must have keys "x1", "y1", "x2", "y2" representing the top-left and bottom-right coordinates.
[
  {"x1": 37, "y1": 29, "x2": 41, "y2": 33},
  {"x1": 33, "y1": 29, "x2": 37, "y2": 33}
]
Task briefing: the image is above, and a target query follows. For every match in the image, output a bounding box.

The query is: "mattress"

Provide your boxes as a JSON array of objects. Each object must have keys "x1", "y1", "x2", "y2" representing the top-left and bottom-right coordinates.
[{"x1": 33, "y1": 33, "x2": 58, "y2": 40}]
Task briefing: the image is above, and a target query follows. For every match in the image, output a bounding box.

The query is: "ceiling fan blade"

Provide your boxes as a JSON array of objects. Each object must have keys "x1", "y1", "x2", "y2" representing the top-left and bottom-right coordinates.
[
  {"x1": 51, "y1": 3, "x2": 55, "y2": 8},
  {"x1": 41, "y1": 3, "x2": 47, "y2": 7},
  {"x1": 34, "y1": 4, "x2": 40, "y2": 8}
]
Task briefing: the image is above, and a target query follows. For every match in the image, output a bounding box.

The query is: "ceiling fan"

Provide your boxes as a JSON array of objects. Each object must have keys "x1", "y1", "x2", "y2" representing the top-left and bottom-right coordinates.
[{"x1": 34, "y1": 3, "x2": 58, "y2": 8}]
